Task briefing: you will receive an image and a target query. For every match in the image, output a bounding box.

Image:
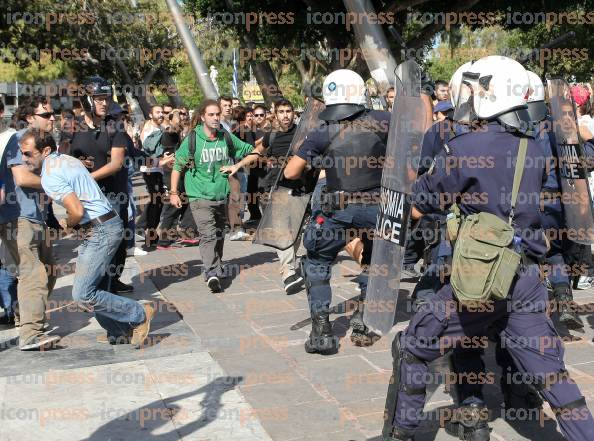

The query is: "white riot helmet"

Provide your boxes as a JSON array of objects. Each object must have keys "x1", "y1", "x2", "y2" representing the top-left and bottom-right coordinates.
[
  {"x1": 526, "y1": 70, "x2": 547, "y2": 122},
  {"x1": 450, "y1": 61, "x2": 478, "y2": 124},
  {"x1": 469, "y1": 55, "x2": 531, "y2": 129},
  {"x1": 449, "y1": 61, "x2": 474, "y2": 108},
  {"x1": 319, "y1": 69, "x2": 367, "y2": 121}
]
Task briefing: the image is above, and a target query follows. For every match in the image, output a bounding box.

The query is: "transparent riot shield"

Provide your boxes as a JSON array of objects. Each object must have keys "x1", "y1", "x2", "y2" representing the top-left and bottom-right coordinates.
[
  {"x1": 252, "y1": 98, "x2": 326, "y2": 250},
  {"x1": 363, "y1": 60, "x2": 432, "y2": 335},
  {"x1": 546, "y1": 79, "x2": 594, "y2": 244},
  {"x1": 452, "y1": 71, "x2": 479, "y2": 124}
]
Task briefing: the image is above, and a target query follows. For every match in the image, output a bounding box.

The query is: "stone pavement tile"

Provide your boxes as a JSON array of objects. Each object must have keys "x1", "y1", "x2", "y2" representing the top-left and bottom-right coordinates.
[
  {"x1": 189, "y1": 319, "x2": 260, "y2": 352},
  {"x1": 220, "y1": 291, "x2": 305, "y2": 317},
  {"x1": 358, "y1": 349, "x2": 396, "y2": 372},
  {"x1": 142, "y1": 353, "x2": 273, "y2": 441},
  {"x1": 0, "y1": 350, "x2": 274, "y2": 441},
  {"x1": 257, "y1": 324, "x2": 309, "y2": 340},
  {"x1": 0, "y1": 360, "x2": 181, "y2": 441},
  {"x1": 239, "y1": 376, "x2": 323, "y2": 407},
  {"x1": 256, "y1": 400, "x2": 357, "y2": 441},
  {"x1": 340, "y1": 397, "x2": 385, "y2": 435},
  {"x1": 248, "y1": 310, "x2": 318, "y2": 331},
  {"x1": 296, "y1": 356, "x2": 388, "y2": 404},
  {"x1": 287, "y1": 429, "x2": 369, "y2": 441},
  {"x1": 214, "y1": 349, "x2": 291, "y2": 378},
  {"x1": 563, "y1": 339, "x2": 594, "y2": 365}
]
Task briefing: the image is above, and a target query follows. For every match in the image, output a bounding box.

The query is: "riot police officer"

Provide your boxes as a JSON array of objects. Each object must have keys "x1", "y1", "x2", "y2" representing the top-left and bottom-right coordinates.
[
  {"x1": 383, "y1": 56, "x2": 594, "y2": 441},
  {"x1": 284, "y1": 69, "x2": 389, "y2": 354}
]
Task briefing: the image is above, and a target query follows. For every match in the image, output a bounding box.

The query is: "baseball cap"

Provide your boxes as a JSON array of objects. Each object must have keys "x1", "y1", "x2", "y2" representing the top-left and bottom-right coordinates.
[{"x1": 434, "y1": 100, "x2": 453, "y2": 113}]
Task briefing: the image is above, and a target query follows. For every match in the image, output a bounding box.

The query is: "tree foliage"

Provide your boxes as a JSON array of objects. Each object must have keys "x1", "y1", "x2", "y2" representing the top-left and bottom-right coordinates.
[{"x1": 1, "y1": 0, "x2": 593, "y2": 109}]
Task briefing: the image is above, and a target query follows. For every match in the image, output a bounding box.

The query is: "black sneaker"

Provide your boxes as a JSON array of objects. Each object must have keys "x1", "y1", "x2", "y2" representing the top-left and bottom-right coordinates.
[
  {"x1": 283, "y1": 274, "x2": 304, "y2": 295},
  {"x1": 401, "y1": 265, "x2": 422, "y2": 281},
  {"x1": 112, "y1": 279, "x2": 134, "y2": 294},
  {"x1": 0, "y1": 314, "x2": 15, "y2": 327},
  {"x1": 141, "y1": 244, "x2": 157, "y2": 253},
  {"x1": 20, "y1": 334, "x2": 61, "y2": 351},
  {"x1": 207, "y1": 276, "x2": 222, "y2": 293}
]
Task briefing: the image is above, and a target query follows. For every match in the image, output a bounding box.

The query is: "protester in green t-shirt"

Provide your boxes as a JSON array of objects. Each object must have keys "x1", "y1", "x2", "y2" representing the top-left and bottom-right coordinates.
[{"x1": 170, "y1": 99, "x2": 265, "y2": 293}]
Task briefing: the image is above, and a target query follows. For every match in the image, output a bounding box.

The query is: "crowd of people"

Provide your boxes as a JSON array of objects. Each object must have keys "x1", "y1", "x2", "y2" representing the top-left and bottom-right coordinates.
[{"x1": 2, "y1": 56, "x2": 594, "y2": 441}]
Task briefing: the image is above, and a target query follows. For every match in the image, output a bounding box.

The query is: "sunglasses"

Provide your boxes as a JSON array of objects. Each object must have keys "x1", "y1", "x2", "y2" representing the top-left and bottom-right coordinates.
[
  {"x1": 254, "y1": 113, "x2": 265, "y2": 117},
  {"x1": 35, "y1": 112, "x2": 55, "y2": 119},
  {"x1": 561, "y1": 110, "x2": 574, "y2": 117},
  {"x1": 179, "y1": 112, "x2": 187, "y2": 116}
]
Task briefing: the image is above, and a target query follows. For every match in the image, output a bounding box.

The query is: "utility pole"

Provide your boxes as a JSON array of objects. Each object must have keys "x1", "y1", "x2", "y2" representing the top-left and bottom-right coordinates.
[{"x1": 165, "y1": 0, "x2": 219, "y2": 99}]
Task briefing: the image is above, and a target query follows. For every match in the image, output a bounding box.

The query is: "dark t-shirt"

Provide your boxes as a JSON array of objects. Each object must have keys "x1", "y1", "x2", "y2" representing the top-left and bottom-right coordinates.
[
  {"x1": 161, "y1": 130, "x2": 180, "y2": 155},
  {"x1": 263, "y1": 123, "x2": 297, "y2": 158},
  {"x1": 260, "y1": 124, "x2": 299, "y2": 191},
  {"x1": 70, "y1": 119, "x2": 129, "y2": 196}
]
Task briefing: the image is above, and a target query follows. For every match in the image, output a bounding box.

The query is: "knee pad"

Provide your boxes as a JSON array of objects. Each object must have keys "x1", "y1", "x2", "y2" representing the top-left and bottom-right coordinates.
[{"x1": 383, "y1": 332, "x2": 428, "y2": 437}]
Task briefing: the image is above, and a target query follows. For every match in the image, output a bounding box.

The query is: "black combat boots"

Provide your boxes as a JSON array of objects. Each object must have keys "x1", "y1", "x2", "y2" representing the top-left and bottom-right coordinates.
[{"x1": 304, "y1": 310, "x2": 339, "y2": 354}]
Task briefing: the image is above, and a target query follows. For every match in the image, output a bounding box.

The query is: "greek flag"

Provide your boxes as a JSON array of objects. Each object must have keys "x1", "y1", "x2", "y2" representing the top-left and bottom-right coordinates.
[{"x1": 232, "y1": 48, "x2": 239, "y2": 98}]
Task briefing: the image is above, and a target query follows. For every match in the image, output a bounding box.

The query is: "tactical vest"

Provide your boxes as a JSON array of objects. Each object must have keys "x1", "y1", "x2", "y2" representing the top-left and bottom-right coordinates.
[{"x1": 324, "y1": 113, "x2": 386, "y2": 192}]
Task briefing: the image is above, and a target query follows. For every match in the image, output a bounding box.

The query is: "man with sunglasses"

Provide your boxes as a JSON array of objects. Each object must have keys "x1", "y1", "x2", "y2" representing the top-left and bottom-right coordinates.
[
  {"x1": 246, "y1": 105, "x2": 270, "y2": 225},
  {"x1": 252, "y1": 105, "x2": 269, "y2": 137},
  {"x1": 0, "y1": 95, "x2": 61, "y2": 350},
  {"x1": 70, "y1": 76, "x2": 133, "y2": 295}
]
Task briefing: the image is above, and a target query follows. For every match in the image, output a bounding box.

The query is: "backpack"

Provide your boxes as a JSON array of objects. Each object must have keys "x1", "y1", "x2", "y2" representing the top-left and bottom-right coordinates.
[
  {"x1": 185, "y1": 127, "x2": 234, "y2": 170},
  {"x1": 142, "y1": 129, "x2": 164, "y2": 157}
]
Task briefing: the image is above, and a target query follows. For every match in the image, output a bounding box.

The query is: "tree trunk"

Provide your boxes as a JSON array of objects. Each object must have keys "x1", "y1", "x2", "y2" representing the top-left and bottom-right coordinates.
[
  {"x1": 242, "y1": 31, "x2": 283, "y2": 105},
  {"x1": 109, "y1": 46, "x2": 153, "y2": 117},
  {"x1": 163, "y1": 72, "x2": 184, "y2": 107},
  {"x1": 295, "y1": 59, "x2": 314, "y2": 98}
]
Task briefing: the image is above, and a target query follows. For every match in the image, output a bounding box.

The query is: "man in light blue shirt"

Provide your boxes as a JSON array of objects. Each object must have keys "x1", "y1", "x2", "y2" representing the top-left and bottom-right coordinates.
[
  {"x1": 24, "y1": 128, "x2": 156, "y2": 347},
  {"x1": 0, "y1": 96, "x2": 57, "y2": 350}
]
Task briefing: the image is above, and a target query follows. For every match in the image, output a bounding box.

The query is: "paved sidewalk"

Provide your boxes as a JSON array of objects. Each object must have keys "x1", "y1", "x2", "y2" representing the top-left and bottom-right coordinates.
[
  {"x1": 2, "y1": 178, "x2": 594, "y2": 440},
  {"x1": 137, "y1": 235, "x2": 594, "y2": 441},
  {"x1": 0, "y1": 237, "x2": 272, "y2": 441}
]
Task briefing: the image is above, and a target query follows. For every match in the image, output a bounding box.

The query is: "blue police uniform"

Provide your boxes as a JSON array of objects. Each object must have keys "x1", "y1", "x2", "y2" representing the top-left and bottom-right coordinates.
[
  {"x1": 384, "y1": 121, "x2": 594, "y2": 441},
  {"x1": 296, "y1": 109, "x2": 390, "y2": 350},
  {"x1": 412, "y1": 121, "x2": 488, "y2": 412}
]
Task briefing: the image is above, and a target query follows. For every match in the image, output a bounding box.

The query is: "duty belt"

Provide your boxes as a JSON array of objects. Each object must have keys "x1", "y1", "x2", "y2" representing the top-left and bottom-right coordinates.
[{"x1": 320, "y1": 189, "x2": 380, "y2": 214}]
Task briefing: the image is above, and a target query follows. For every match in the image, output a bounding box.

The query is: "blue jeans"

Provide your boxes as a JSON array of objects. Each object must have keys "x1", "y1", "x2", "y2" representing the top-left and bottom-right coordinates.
[
  {"x1": 303, "y1": 202, "x2": 378, "y2": 313},
  {"x1": 73, "y1": 216, "x2": 145, "y2": 337},
  {"x1": 126, "y1": 178, "x2": 136, "y2": 249},
  {"x1": 0, "y1": 265, "x2": 17, "y2": 317}
]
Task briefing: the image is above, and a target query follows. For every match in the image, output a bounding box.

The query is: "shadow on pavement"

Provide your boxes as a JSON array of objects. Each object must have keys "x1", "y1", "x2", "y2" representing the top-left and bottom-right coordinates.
[{"x1": 83, "y1": 376, "x2": 244, "y2": 440}]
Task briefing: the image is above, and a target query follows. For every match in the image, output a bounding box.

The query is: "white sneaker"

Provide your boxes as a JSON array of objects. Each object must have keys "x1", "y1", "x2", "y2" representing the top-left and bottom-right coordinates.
[
  {"x1": 127, "y1": 247, "x2": 148, "y2": 257},
  {"x1": 576, "y1": 276, "x2": 593, "y2": 290},
  {"x1": 229, "y1": 230, "x2": 249, "y2": 241}
]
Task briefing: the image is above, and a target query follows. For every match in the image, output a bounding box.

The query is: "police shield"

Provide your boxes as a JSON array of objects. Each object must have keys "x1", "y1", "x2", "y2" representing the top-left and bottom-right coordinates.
[
  {"x1": 252, "y1": 98, "x2": 326, "y2": 250},
  {"x1": 363, "y1": 60, "x2": 431, "y2": 335},
  {"x1": 546, "y1": 78, "x2": 594, "y2": 244}
]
